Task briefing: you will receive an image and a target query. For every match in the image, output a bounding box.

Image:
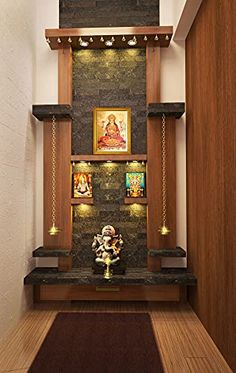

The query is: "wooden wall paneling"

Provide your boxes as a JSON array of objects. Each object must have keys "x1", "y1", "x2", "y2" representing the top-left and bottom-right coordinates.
[
  {"x1": 146, "y1": 46, "x2": 176, "y2": 272},
  {"x1": 38, "y1": 284, "x2": 180, "y2": 301},
  {"x1": 186, "y1": 0, "x2": 236, "y2": 370},
  {"x1": 59, "y1": 47, "x2": 72, "y2": 271},
  {"x1": 146, "y1": 45, "x2": 161, "y2": 103},
  {"x1": 45, "y1": 26, "x2": 173, "y2": 50},
  {"x1": 146, "y1": 45, "x2": 161, "y2": 271},
  {"x1": 43, "y1": 47, "x2": 72, "y2": 271},
  {"x1": 58, "y1": 48, "x2": 72, "y2": 105}
]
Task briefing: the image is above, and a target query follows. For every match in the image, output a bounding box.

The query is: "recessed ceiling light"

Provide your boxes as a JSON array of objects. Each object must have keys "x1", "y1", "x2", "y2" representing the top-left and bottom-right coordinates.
[
  {"x1": 105, "y1": 39, "x2": 113, "y2": 47},
  {"x1": 79, "y1": 38, "x2": 89, "y2": 47},
  {"x1": 128, "y1": 36, "x2": 137, "y2": 46}
]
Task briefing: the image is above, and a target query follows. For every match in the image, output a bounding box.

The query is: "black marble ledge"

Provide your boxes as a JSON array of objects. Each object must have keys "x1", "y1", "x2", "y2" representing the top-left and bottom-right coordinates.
[
  {"x1": 147, "y1": 103, "x2": 185, "y2": 119},
  {"x1": 33, "y1": 247, "x2": 71, "y2": 258},
  {"x1": 24, "y1": 267, "x2": 196, "y2": 286},
  {"x1": 148, "y1": 247, "x2": 186, "y2": 257},
  {"x1": 32, "y1": 105, "x2": 72, "y2": 121}
]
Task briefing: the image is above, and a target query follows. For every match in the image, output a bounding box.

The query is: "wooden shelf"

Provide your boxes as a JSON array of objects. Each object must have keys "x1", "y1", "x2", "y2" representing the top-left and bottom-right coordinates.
[
  {"x1": 45, "y1": 26, "x2": 173, "y2": 50},
  {"x1": 33, "y1": 247, "x2": 71, "y2": 257},
  {"x1": 147, "y1": 102, "x2": 185, "y2": 119},
  {"x1": 71, "y1": 198, "x2": 94, "y2": 205},
  {"x1": 148, "y1": 247, "x2": 186, "y2": 258},
  {"x1": 71, "y1": 154, "x2": 147, "y2": 162},
  {"x1": 124, "y1": 197, "x2": 147, "y2": 205},
  {"x1": 32, "y1": 104, "x2": 72, "y2": 121}
]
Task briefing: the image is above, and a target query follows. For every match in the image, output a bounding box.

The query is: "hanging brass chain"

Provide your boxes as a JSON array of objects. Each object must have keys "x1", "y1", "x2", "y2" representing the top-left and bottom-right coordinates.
[
  {"x1": 51, "y1": 115, "x2": 57, "y2": 227},
  {"x1": 161, "y1": 113, "x2": 167, "y2": 227},
  {"x1": 48, "y1": 115, "x2": 61, "y2": 235},
  {"x1": 159, "y1": 113, "x2": 171, "y2": 235}
]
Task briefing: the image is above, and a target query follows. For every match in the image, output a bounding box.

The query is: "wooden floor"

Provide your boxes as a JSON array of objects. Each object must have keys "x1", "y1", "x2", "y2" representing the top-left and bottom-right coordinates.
[{"x1": 0, "y1": 302, "x2": 232, "y2": 373}]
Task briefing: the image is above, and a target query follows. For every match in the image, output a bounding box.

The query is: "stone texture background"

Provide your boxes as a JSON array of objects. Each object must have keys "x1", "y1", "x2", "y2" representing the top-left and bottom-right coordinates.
[
  {"x1": 72, "y1": 49, "x2": 147, "y2": 268},
  {"x1": 60, "y1": 0, "x2": 159, "y2": 28},
  {"x1": 72, "y1": 49, "x2": 146, "y2": 155},
  {"x1": 65, "y1": 0, "x2": 159, "y2": 268},
  {"x1": 72, "y1": 162, "x2": 147, "y2": 268}
]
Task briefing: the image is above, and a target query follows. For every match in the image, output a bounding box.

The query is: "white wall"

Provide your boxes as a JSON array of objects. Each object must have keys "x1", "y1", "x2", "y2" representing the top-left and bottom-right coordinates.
[
  {"x1": 0, "y1": 0, "x2": 59, "y2": 343},
  {"x1": 0, "y1": 0, "x2": 36, "y2": 340},
  {"x1": 35, "y1": 0, "x2": 59, "y2": 267}
]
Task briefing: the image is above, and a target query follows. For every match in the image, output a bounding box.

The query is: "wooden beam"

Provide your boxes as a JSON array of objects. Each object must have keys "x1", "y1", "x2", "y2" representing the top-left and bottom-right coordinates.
[
  {"x1": 146, "y1": 46, "x2": 161, "y2": 271},
  {"x1": 45, "y1": 26, "x2": 173, "y2": 50},
  {"x1": 124, "y1": 197, "x2": 147, "y2": 205},
  {"x1": 58, "y1": 48, "x2": 72, "y2": 105},
  {"x1": 71, "y1": 154, "x2": 147, "y2": 162}
]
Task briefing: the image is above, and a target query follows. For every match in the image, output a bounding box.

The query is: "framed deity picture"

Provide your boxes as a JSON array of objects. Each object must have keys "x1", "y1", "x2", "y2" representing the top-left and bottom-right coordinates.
[
  {"x1": 73, "y1": 173, "x2": 93, "y2": 198},
  {"x1": 93, "y1": 107, "x2": 131, "y2": 154},
  {"x1": 126, "y1": 172, "x2": 145, "y2": 197}
]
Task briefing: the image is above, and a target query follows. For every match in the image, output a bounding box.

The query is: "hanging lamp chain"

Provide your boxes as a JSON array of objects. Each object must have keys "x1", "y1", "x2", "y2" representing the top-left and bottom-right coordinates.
[
  {"x1": 159, "y1": 113, "x2": 171, "y2": 235},
  {"x1": 48, "y1": 115, "x2": 61, "y2": 236},
  {"x1": 51, "y1": 115, "x2": 57, "y2": 227},
  {"x1": 161, "y1": 113, "x2": 167, "y2": 227}
]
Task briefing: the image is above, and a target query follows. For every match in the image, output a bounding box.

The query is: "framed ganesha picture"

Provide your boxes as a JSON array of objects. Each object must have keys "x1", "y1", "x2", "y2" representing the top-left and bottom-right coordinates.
[{"x1": 93, "y1": 107, "x2": 131, "y2": 154}]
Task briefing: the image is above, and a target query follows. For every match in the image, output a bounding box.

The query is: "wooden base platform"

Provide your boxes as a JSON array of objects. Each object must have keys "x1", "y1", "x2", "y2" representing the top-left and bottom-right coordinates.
[
  {"x1": 24, "y1": 267, "x2": 196, "y2": 302},
  {"x1": 35, "y1": 284, "x2": 182, "y2": 302}
]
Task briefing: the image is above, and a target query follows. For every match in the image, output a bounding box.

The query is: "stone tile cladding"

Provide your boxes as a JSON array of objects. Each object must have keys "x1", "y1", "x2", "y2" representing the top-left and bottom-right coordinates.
[
  {"x1": 72, "y1": 48, "x2": 147, "y2": 268},
  {"x1": 72, "y1": 49, "x2": 146, "y2": 155},
  {"x1": 72, "y1": 162, "x2": 147, "y2": 268},
  {"x1": 60, "y1": 0, "x2": 159, "y2": 28},
  {"x1": 66, "y1": 0, "x2": 159, "y2": 267}
]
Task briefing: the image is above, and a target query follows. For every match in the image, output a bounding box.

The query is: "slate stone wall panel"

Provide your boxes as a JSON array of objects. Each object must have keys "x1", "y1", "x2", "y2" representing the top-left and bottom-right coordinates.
[
  {"x1": 72, "y1": 49, "x2": 146, "y2": 155},
  {"x1": 61, "y1": 0, "x2": 155, "y2": 268},
  {"x1": 60, "y1": 0, "x2": 159, "y2": 28},
  {"x1": 72, "y1": 162, "x2": 147, "y2": 268}
]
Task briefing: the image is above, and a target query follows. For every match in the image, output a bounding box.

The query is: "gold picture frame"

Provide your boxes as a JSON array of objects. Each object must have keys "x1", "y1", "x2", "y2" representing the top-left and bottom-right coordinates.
[{"x1": 93, "y1": 107, "x2": 131, "y2": 154}]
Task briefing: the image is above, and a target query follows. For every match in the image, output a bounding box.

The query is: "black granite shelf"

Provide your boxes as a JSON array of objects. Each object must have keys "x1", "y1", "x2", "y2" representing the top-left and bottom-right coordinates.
[
  {"x1": 32, "y1": 104, "x2": 72, "y2": 121},
  {"x1": 148, "y1": 247, "x2": 186, "y2": 257},
  {"x1": 33, "y1": 247, "x2": 71, "y2": 258},
  {"x1": 24, "y1": 267, "x2": 196, "y2": 286},
  {"x1": 147, "y1": 103, "x2": 185, "y2": 119}
]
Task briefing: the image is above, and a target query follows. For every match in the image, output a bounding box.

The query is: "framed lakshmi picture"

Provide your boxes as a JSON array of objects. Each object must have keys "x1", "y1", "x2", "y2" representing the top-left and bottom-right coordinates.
[
  {"x1": 126, "y1": 172, "x2": 145, "y2": 197},
  {"x1": 73, "y1": 173, "x2": 93, "y2": 198},
  {"x1": 93, "y1": 107, "x2": 131, "y2": 154}
]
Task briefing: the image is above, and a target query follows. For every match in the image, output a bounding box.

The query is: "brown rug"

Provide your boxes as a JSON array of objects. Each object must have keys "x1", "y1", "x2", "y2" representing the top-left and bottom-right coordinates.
[{"x1": 28, "y1": 312, "x2": 164, "y2": 373}]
